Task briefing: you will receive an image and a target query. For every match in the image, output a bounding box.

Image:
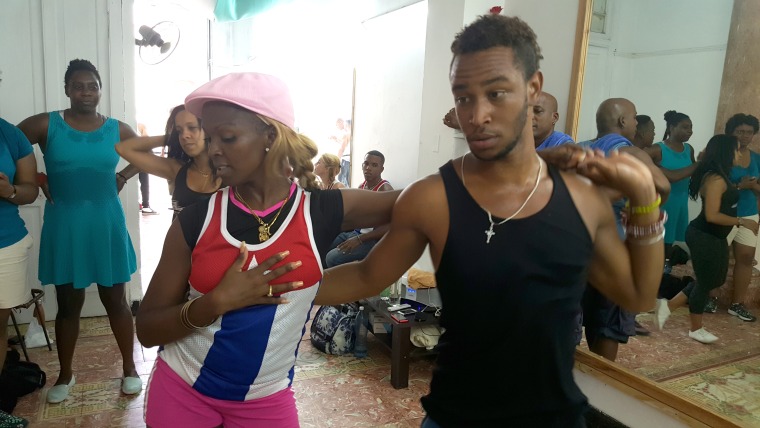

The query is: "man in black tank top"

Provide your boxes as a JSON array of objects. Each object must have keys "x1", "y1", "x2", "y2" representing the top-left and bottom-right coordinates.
[{"x1": 317, "y1": 15, "x2": 664, "y2": 427}]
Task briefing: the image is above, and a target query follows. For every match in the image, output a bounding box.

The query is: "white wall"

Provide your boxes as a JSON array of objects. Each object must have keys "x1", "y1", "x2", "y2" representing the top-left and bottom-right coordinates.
[
  {"x1": 352, "y1": 1, "x2": 427, "y2": 187},
  {"x1": 502, "y1": 0, "x2": 581, "y2": 134},
  {"x1": 578, "y1": 0, "x2": 732, "y2": 150},
  {"x1": 0, "y1": 0, "x2": 141, "y2": 318}
]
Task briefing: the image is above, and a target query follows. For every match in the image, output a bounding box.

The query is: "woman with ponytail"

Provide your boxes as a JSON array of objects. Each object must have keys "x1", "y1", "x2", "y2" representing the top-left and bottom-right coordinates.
[
  {"x1": 314, "y1": 153, "x2": 345, "y2": 190},
  {"x1": 116, "y1": 105, "x2": 222, "y2": 219},
  {"x1": 135, "y1": 72, "x2": 398, "y2": 427},
  {"x1": 648, "y1": 110, "x2": 697, "y2": 260},
  {"x1": 655, "y1": 135, "x2": 757, "y2": 343}
]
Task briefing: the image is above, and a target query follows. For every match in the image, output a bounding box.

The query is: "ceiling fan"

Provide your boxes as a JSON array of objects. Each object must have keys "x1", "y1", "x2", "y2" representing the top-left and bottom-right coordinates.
[{"x1": 135, "y1": 21, "x2": 181, "y2": 65}]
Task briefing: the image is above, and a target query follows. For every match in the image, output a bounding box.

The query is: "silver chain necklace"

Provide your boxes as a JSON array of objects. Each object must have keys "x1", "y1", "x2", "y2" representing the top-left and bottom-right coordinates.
[{"x1": 461, "y1": 152, "x2": 543, "y2": 244}]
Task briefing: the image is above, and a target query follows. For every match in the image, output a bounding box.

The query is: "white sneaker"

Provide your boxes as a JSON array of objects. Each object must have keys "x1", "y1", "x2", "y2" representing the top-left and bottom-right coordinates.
[
  {"x1": 655, "y1": 299, "x2": 670, "y2": 330},
  {"x1": 689, "y1": 328, "x2": 718, "y2": 344}
]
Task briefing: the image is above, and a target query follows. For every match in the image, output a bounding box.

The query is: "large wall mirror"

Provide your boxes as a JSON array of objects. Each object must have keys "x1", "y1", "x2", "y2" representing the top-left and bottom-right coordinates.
[{"x1": 570, "y1": 1, "x2": 760, "y2": 426}]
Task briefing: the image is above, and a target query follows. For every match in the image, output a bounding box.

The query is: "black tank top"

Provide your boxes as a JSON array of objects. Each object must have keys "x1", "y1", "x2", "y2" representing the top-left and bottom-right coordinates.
[
  {"x1": 421, "y1": 161, "x2": 592, "y2": 427},
  {"x1": 172, "y1": 162, "x2": 216, "y2": 217},
  {"x1": 690, "y1": 173, "x2": 739, "y2": 238}
]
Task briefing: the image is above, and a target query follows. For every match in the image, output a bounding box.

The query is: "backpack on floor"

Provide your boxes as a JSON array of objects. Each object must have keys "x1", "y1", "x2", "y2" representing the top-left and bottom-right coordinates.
[
  {"x1": 0, "y1": 348, "x2": 46, "y2": 412},
  {"x1": 310, "y1": 303, "x2": 359, "y2": 355}
]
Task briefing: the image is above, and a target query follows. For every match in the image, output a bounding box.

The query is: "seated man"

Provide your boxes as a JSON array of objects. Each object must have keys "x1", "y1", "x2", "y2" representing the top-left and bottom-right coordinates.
[
  {"x1": 325, "y1": 150, "x2": 393, "y2": 267},
  {"x1": 533, "y1": 91, "x2": 574, "y2": 150}
]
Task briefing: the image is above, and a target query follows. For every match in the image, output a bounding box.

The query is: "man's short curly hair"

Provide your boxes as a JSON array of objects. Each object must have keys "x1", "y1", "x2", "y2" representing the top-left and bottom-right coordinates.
[
  {"x1": 451, "y1": 15, "x2": 543, "y2": 80},
  {"x1": 64, "y1": 59, "x2": 102, "y2": 88}
]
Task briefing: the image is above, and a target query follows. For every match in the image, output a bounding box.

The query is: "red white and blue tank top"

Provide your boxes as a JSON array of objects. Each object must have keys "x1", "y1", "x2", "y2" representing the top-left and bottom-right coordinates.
[{"x1": 160, "y1": 186, "x2": 325, "y2": 401}]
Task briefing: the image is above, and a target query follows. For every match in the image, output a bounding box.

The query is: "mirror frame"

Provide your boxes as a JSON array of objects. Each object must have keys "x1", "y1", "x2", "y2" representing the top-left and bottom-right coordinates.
[{"x1": 568, "y1": 2, "x2": 740, "y2": 426}]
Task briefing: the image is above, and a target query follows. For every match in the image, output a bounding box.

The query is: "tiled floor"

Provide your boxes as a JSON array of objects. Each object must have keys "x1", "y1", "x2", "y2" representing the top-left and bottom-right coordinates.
[
  {"x1": 8, "y1": 314, "x2": 433, "y2": 427},
  {"x1": 605, "y1": 307, "x2": 760, "y2": 427}
]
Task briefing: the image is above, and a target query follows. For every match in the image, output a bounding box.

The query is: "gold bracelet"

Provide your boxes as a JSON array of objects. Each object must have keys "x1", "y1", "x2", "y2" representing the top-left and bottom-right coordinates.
[
  {"x1": 179, "y1": 299, "x2": 194, "y2": 329},
  {"x1": 180, "y1": 297, "x2": 217, "y2": 329},
  {"x1": 626, "y1": 194, "x2": 661, "y2": 215}
]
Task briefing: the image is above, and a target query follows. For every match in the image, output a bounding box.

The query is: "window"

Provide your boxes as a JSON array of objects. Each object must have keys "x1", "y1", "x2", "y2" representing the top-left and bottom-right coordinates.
[{"x1": 590, "y1": 0, "x2": 608, "y2": 34}]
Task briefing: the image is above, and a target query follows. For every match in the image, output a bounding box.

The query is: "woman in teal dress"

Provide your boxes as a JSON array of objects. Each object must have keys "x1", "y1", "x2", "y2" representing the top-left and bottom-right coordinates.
[
  {"x1": 725, "y1": 113, "x2": 760, "y2": 322},
  {"x1": 647, "y1": 110, "x2": 697, "y2": 260},
  {"x1": 18, "y1": 59, "x2": 143, "y2": 404}
]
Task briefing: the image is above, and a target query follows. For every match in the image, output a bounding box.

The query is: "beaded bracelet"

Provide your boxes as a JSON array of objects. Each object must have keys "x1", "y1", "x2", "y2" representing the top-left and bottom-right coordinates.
[
  {"x1": 116, "y1": 172, "x2": 127, "y2": 182},
  {"x1": 626, "y1": 230, "x2": 665, "y2": 246},
  {"x1": 622, "y1": 210, "x2": 667, "y2": 240},
  {"x1": 625, "y1": 194, "x2": 661, "y2": 215}
]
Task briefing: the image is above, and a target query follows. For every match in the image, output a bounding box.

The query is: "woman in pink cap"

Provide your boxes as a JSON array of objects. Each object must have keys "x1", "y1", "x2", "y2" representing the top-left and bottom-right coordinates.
[{"x1": 136, "y1": 72, "x2": 398, "y2": 427}]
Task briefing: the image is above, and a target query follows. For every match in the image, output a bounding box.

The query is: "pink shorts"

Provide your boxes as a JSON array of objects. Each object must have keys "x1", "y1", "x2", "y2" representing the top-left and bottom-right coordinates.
[{"x1": 145, "y1": 358, "x2": 299, "y2": 428}]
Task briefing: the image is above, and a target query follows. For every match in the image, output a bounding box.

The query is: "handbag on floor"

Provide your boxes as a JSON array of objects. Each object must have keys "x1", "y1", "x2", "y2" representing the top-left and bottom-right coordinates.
[{"x1": 0, "y1": 348, "x2": 46, "y2": 413}]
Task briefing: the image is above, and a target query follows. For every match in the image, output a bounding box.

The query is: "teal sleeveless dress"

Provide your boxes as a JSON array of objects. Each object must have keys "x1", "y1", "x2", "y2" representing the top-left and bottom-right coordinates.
[
  {"x1": 655, "y1": 141, "x2": 694, "y2": 244},
  {"x1": 39, "y1": 111, "x2": 136, "y2": 288}
]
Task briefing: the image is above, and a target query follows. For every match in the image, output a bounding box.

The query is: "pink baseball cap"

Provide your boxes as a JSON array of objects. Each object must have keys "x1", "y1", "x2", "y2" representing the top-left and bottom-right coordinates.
[{"x1": 185, "y1": 72, "x2": 295, "y2": 130}]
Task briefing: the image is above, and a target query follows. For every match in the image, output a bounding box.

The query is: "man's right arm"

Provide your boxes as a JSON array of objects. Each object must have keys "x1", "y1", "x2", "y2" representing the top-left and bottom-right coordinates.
[{"x1": 317, "y1": 182, "x2": 430, "y2": 305}]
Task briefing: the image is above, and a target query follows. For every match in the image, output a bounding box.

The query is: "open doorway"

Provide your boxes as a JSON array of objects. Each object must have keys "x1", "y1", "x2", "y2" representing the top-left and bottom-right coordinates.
[{"x1": 132, "y1": 1, "x2": 210, "y2": 296}]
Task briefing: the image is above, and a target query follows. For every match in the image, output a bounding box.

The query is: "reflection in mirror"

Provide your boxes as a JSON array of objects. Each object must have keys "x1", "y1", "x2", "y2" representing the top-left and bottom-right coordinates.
[{"x1": 574, "y1": 1, "x2": 760, "y2": 425}]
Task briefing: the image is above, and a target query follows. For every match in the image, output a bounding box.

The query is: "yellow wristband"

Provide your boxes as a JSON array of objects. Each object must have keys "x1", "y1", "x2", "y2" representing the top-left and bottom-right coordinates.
[{"x1": 626, "y1": 194, "x2": 661, "y2": 215}]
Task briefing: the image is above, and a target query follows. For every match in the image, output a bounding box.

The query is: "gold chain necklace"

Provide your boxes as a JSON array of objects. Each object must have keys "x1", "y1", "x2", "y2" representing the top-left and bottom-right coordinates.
[
  {"x1": 233, "y1": 187, "x2": 290, "y2": 242},
  {"x1": 192, "y1": 162, "x2": 211, "y2": 177},
  {"x1": 461, "y1": 153, "x2": 543, "y2": 244}
]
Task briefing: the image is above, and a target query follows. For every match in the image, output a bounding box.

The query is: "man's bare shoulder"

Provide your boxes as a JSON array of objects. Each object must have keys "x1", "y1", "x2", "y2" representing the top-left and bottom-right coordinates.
[
  {"x1": 396, "y1": 172, "x2": 446, "y2": 210},
  {"x1": 402, "y1": 172, "x2": 444, "y2": 196}
]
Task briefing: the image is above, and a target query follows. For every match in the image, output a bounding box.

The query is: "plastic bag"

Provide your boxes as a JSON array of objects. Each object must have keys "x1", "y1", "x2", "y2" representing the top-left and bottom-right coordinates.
[{"x1": 24, "y1": 318, "x2": 52, "y2": 349}]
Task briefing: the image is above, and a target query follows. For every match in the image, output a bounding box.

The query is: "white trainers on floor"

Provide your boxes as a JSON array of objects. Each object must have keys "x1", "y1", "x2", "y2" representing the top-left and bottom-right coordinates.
[
  {"x1": 655, "y1": 299, "x2": 670, "y2": 330},
  {"x1": 689, "y1": 328, "x2": 718, "y2": 344}
]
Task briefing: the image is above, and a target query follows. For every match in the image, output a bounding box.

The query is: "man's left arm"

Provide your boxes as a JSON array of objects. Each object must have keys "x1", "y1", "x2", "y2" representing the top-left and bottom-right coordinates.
[
  {"x1": 579, "y1": 154, "x2": 664, "y2": 312},
  {"x1": 586, "y1": 201, "x2": 663, "y2": 312}
]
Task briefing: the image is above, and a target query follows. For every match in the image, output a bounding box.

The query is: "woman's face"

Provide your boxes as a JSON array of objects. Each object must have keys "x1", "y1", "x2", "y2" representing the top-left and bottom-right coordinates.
[
  {"x1": 314, "y1": 158, "x2": 326, "y2": 176},
  {"x1": 175, "y1": 110, "x2": 205, "y2": 157},
  {"x1": 732, "y1": 124, "x2": 756, "y2": 147},
  {"x1": 203, "y1": 102, "x2": 272, "y2": 186},
  {"x1": 65, "y1": 71, "x2": 101, "y2": 113},
  {"x1": 636, "y1": 121, "x2": 656, "y2": 147},
  {"x1": 671, "y1": 120, "x2": 693, "y2": 142}
]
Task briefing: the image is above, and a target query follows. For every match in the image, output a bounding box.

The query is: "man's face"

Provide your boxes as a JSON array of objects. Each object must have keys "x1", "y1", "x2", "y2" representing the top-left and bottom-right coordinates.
[
  {"x1": 362, "y1": 154, "x2": 384, "y2": 183},
  {"x1": 450, "y1": 47, "x2": 540, "y2": 161},
  {"x1": 620, "y1": 102, "x2": 638, "y2": 142},
  {"x1": 532, "y1": 94, "x2": 558, "y2": 145}
]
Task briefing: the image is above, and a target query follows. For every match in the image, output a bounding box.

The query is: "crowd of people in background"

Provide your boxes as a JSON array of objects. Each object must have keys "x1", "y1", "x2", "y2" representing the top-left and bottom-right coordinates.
[{"x1": 0, "y1": 11, "x2": 757, "y2": 428}]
